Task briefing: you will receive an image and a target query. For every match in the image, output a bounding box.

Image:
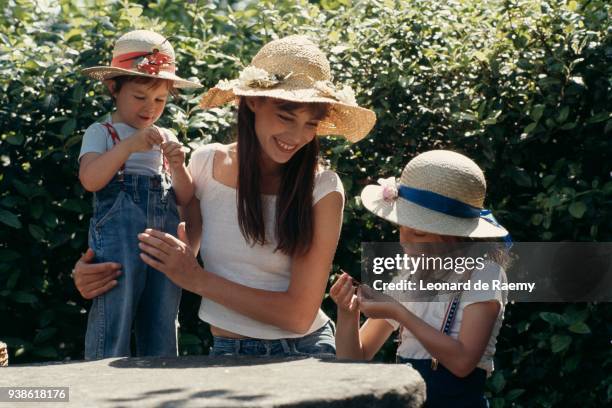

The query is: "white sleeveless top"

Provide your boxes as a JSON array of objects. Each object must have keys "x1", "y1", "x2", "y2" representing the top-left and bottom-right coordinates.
[
  {"x1": 187, "y1": 143, "x2": 345, "y2": 339},
  {"x1": 387, "y1": 262, "x2": 507, "y2": 373}
]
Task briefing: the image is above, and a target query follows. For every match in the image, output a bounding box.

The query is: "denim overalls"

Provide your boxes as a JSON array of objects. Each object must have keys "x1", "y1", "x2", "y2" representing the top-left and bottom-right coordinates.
[{"x1": 84, "y1": 124, "x2": 181, "y2": 359}]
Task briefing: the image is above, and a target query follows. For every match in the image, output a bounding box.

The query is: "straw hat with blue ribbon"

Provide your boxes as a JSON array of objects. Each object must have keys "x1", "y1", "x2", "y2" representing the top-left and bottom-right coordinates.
[{"x1": 360, "y1": 150, "x2": 510, "y2": 239}]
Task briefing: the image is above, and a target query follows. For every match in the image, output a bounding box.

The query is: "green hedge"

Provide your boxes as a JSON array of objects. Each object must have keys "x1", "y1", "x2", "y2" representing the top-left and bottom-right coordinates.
[{"x1": 1, "y1": 0, "x2": 610, "y2": 406}]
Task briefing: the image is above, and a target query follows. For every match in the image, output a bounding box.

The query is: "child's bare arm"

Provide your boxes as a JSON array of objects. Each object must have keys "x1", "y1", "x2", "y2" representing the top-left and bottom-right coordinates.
[
  {"x1": 330, "y1": 273, "x2": 362, "y2": 358},
  {"x1": 79, "y1": 127, "x2": 163, "y2": 192},
  {"x1": 330, "y1": 273, "x2": 395, "y2": 360},
  {"x1": 161, "y1": 141, "x2": 194, "y2": 206}
]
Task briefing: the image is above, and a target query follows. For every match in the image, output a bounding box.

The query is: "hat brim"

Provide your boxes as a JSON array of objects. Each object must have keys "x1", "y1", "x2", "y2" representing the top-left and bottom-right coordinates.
[
  {"x1": 200, "y1": 85, "x2": 376, "y2": 143},
  {"x1": 360, "y1": 185, "x2": 509, "y2": 238},
  {"x1": 82, "y1": 67, "x2": 203, "y2": 89}
]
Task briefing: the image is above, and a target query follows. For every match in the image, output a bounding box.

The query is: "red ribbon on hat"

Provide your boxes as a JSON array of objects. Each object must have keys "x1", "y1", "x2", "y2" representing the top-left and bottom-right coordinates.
[{"x1": 111, "y1": 50, "x2": 175, "y2": 75}]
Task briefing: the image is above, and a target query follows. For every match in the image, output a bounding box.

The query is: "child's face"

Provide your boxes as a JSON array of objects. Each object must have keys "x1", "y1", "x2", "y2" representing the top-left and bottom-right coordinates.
[
  {"x1": 399, "y1": 226, "x2": 456, "y2": 244},
  {"x1": 246, "y1": 97, "x2": 323, "y2": 166},
  {"x1": 108, "y1": 80, "x2": 169, "y2": 129}
]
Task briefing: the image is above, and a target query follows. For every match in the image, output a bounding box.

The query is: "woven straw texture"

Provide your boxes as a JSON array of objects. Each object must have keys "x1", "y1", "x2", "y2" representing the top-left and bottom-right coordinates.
[
  {"x1": 200, "y1": 35, "x2": 376, "y2": 142},
  {"x1": 361, "y1": 150, "x2": 508, "y2": 237}
]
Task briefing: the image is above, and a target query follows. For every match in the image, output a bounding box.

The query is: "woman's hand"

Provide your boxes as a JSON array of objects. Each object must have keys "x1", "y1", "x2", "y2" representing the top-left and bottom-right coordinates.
[
  {"x1": 329, "y1": 272, "x2": 359, "y2": 315},
  {"x1": 356, "y1": 285, "x2": 403, "y2": 320},
  {"x1": 138, "y1": 222, "x2": 202, "y2": 291},
  {"x1": 73, "y1": 248, "x2": 122, "y2": 299}
]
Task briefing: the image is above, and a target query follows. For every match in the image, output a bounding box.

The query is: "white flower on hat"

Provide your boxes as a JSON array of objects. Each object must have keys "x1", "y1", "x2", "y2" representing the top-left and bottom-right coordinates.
[
  {"x1": 238, "y1": 66, "x2": 281, "y2": 88},
  {"x1": 334, "y1": 85, "x2": 357, "y2": 105},
  {"x1": 314, "y1": 81, "x2": 357, "y2": 105},
  {"x1": 216, "y1": 79, "x2": 238, "y2": 91},
  {"x1": 377, "y1": 177, "x2": 398, "y2": 202}
]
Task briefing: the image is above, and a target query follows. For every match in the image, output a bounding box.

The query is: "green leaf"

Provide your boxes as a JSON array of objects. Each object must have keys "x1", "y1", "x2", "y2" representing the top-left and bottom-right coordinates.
[
  {"x1": 568, "y1": 201, "x2": 587, "y2": 218},
  {"x1": 127, "y1": 7, "x2": 142, "y2": 17},
  {"x1": 6, "y1": 132, "x2": 24, "y2": 145},
  {"x1": 531, "y1": 104, "x2": 545, "y2": 121},
  {"x1": 0, "y1": 249, "x2": 21, "y2": 261},
  {"x1": 531, "y1": 213, "x2": 543, "y2": 226},
  {"x1": 551, "y1": 335, "x2": 572, "y2": 353},
  {"x1": 568, "y1": 321, "x2": 590, "y2": 334},
  {"x1": 563, "y1": 354, "x2": 580, "y2": 372},
  {"x1": 6, "y1": 271, "x2": 20, "y2": 289},
  {"x1": 506, "y1": 389, "x2": 525, "y2": 401},
  {"x1": 586, "y1": 112, "x2": 609, "y2": 124},
  {"x1": 29, "y1": 224, "x2": 46, "y2": 241},
  {"x1": 0, "y1": 209, "x2": 22, "y2": 228},
  {"x1": 540, "y1": 312, "x2": 565, "y2": 326},
  {"x1": 557, "y1": 106, "x2": 570, "y2": 123},
  {"x1": 489, "y1": 371, "x2": 506, "y2": 393},
  {"x1": 32, "y1": 346, "x2": 58, "y2": 359},
  {"x1": 179, "y1": 333, "x2": 202, "y2": 346},
  {"x1": 34, "y1": 327, "x2": 58, "y2": 344},
  {"x1": 11, "y1": 291, "x2": 38, "y2": 304},
  {"x1": 61, "y1": 118, "x2": 76, "y2": 138},
  {"x1": 542, "y1": 175, "x2": 556, "y2": 188},
  {"x1": 523, "y1": 122, "x2": 537, "y2": 134}
]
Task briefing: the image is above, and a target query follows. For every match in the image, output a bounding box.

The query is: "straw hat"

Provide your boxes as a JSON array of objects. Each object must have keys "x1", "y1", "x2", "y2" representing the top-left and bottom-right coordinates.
[
  {"x1": 82, "y1": 30, "x2": 202, "y2": 89},
  {"x1": 361, "y1": 150, "x2": 509, "y2": 238},
  {"x1": 200, "y1": 35, "x2": 376, "y2": 142}
]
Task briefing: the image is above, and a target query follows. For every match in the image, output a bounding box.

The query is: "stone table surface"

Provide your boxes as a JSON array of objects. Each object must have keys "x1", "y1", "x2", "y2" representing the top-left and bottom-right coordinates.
[{"x1": 1, "y1": 356, "x2": 425, "y2": 407}]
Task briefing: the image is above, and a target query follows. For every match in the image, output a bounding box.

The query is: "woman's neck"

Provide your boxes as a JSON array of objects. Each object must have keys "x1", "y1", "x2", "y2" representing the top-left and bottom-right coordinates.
[
  {"x1": 259, "y1": 150, "x2": 283, "y2": 178},
  {"x1": 258, "y1": 151, "x2": 283, "y2": 193}
]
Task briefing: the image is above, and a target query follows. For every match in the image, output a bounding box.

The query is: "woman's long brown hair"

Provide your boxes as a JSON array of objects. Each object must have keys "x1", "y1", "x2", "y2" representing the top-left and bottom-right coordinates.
[{"x1": 236, "y1": 98, "x2": 328, "y2": 256}]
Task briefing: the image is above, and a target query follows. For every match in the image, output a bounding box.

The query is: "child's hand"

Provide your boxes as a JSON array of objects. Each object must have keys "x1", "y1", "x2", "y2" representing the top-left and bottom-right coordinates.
[
  {"x1": 356, "y1": 285, "x2": 403, "y2": 320},
  {"x1": 329, "y1": 272, "x2": 359, "y2": 315},
  {"x1": 161, "y1": 141, "x2": 187, "y2": 171},
  {"x1": 127, "y1": 126, "x2": 164, "y2": 153}
]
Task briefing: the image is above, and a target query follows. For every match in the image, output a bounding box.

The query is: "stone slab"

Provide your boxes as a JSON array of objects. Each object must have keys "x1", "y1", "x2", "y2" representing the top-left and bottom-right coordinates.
[{"x1": 1, "y1": 356, "x2": 425, "y2": 407}]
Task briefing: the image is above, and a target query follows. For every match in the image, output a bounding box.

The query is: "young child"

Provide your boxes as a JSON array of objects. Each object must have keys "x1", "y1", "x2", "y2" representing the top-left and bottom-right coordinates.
[
  {"x1": 331, "y1": 150, "x2": 510, "y2": 407},
  {"x1": 78, "y1": 30, "x2": 201, "y2": 359}
]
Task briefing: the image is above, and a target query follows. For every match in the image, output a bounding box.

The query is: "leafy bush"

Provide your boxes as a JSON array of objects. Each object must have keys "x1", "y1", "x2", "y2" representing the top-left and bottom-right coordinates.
[{"x1": 1, "y1": 0, "x2": 610, "y2": 405}]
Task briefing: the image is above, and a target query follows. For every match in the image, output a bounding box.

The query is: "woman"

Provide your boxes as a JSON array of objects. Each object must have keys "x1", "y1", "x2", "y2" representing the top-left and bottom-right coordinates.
[{"x1": 74, "y1": 35, "x2": 376, "y2": 357}]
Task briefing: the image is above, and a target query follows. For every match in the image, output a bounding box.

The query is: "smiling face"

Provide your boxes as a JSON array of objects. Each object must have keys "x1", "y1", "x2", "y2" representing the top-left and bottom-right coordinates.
[
  {"x1": 107, "y1": 77, "x2": 171, "y2": 129},
  {"x1": 245, "y1": 97, "x2": 327, "y2": 167}
]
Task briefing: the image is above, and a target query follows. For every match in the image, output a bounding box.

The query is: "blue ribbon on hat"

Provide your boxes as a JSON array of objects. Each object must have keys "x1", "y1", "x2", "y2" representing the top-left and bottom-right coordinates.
[{"x1": 397, "y1": 185, "x2": 513, "y2": 248}]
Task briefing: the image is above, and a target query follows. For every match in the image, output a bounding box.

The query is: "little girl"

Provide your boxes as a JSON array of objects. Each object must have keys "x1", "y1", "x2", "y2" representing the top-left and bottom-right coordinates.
[
  {"x1": 331, "y1": 150, "x2": 510, "y2": 407},
  {"x1": 78, "y1": 30, "x2": 201, "y2": 359}
]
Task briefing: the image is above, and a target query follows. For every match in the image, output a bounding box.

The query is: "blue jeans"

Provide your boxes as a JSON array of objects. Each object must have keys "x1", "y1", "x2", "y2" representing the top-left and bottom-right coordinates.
[
  {"x1": 397, "y1": 356, "x2": 489, "y2": 408},
  {"x1": 210, "y1": 320, "x2": 336, "y2": 357},
  {"x1": 84, "y1": 174, "x2": 182, "y2": 359}
]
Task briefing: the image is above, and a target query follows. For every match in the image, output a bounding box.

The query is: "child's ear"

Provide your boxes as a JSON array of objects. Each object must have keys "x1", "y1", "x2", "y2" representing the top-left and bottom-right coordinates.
[{"x1": 104, "y1": 79, "x2": 117, "y2": 97}]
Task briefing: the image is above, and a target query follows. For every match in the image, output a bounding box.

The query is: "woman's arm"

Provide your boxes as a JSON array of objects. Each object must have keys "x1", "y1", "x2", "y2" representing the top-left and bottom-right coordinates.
[
  {"x1": 138, "y1": 191, "x2": 343, "y2": 334},
  {"x1": 182, "y1": 197, "x2": 202, "y2": 255}
]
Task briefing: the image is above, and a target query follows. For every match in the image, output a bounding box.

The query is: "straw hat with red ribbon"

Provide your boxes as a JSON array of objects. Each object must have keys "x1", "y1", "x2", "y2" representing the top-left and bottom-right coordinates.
[{"x1": 82, "y1": 30, "x2": 201, "y2": 89}]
